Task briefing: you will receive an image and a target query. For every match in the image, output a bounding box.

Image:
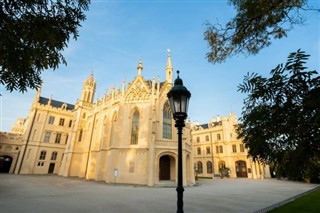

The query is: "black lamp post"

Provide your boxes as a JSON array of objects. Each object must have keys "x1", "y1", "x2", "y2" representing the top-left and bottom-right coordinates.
[{"x1": 167, "y1": 70, "x2": 191, "y2": 213}]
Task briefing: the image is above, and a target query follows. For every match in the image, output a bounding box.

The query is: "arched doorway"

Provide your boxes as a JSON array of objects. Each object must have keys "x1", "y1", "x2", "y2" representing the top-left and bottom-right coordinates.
[
  {"x1": 235, "y1": 160, "x2": 248, "y2": 178},
  {"x1": 0, "y1": 156, "x2": 13, "y2": 173},
  {"x1": 159, "y1": 155, "x2": 175, "y2": 180}
]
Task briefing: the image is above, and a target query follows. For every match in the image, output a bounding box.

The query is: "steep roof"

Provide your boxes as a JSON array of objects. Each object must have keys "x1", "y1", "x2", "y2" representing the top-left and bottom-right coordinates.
[{"x1": 39, "y1": 97, "x2": 75, "y2": 110}]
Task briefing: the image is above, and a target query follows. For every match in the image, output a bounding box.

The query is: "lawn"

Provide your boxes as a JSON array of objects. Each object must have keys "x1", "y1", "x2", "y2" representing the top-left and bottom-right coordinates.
[{"x1": 268, "y1": 188, "x2": 320, "y2": 213}]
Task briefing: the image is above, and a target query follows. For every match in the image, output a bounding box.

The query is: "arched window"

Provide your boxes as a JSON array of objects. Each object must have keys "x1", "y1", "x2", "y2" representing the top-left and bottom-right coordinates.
[
  {"x1": 39, "y1": 151, "x2": 46, "y2": 160},
  {"x1": 197, "y1": 161, "x2": 203, "y2": 174},
  {"x1": 162, "y1": 102, "x2": 172, "y2": 139},
  {"x1": 207, "y1": 161, "x2": 213, "y2": 174},
  {"x1": 51, "y1": 152, "x2": 58, "y2": 161},
  {"x1": 110, "y1": 113, "x2": 117, "y2": 146},
  {"x1": 131, "y1": 110, "x2": 139, "y2": 145}
]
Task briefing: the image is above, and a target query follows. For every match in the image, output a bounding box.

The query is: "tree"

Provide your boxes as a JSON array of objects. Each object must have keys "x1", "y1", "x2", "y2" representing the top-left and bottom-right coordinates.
[
  {"x1": 237, "y1": 49, "x2": 320, "y2": 182},
  {"x1": 204, "y1": 0, "x2": 318, "y2": 64},
  {"x1": 0, "y1": 0, "x2": 90, "y2": 92}
]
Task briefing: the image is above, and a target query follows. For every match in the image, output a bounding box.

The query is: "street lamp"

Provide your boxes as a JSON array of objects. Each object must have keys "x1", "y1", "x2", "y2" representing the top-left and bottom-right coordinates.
[{"x1": 167, "y1": 70, "x2": 191, "y2": 213}]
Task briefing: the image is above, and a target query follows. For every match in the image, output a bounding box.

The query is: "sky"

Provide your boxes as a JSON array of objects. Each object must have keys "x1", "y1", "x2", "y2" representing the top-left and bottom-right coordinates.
[{"x1": 1, "y1": 0, "x2": 319, "y2": 132}]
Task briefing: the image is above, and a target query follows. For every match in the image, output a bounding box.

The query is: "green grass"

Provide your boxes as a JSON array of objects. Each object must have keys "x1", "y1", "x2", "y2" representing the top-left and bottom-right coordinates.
[{"x1": 268, "y1": 188, "x2": 320, "y2": 213}]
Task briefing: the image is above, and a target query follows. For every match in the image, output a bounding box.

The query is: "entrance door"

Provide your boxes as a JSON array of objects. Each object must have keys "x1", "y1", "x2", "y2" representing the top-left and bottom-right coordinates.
[
  {"x1": 0, "y1": 156, "x2": 13, "y2": 173},
  {"x1": 235, "y1": 160, "x2": 248, "y2": 177},
  {"x1": 159, "y1": 155, "x2": 170, "y2": 180},
  {"x1": 48, "y1": 163, "x2": 55, "y2": 174}
]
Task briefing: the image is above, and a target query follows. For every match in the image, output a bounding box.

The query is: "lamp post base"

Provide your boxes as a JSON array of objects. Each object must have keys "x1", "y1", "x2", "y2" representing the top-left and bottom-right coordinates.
[{"x1": 176, "y1": 186, "x2": 184, "y2": 213}]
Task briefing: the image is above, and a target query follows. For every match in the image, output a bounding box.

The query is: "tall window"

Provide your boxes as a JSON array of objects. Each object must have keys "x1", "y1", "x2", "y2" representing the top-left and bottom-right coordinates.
[
  {"x1": 206, "y1": 146, "x2": 211, "y2": 154},
  {"x1": 51, "y1": 152, "x2": 57, "y2": 161},
  {"x1": 131, "y1": 110, "x2": 139, "y2": 145},
  {"x1": 59, "y1": 118, "x2": 65, "y2": 126},
  {"x1": 205, "y1": 135, "x2": 209, "y2": 141},
  {"x1": 217, "y1": 133, "x2": 221, "y2": 140},
  {"x1": 162, "y1": 102, "x2": 172, "y2": 139},
  {"x1": 232, "y1": 144, "x2": 237, "y2": 153},
  {"x1": 48, "y1": 116, "x2": 55, "y2": 124},
  {"x1": 197, "y1": 147, "x2": 201, "y2": 155},
  {"x1": 207, "y1": 161, "x2": 213, "y2": 174},
  {"x1": 44, "y1": 132, "x2": 51, "y2": 142},
  {"x1": 39, "y1": 151, "x2": 46, "y2": 160},
  {"x1": 216, "y1": 145, "x2": 223, "y2": 153},
  {"x1": 65, "y1": 134, "x2": 69, "y2": 144},
  {"x1": 197, "y1": 161, "x2": 203, "y2": 174},
  {"x1": 55, "y1": 133, "x2": 61, "y2": 143},
  {"x1": 196, "y1": 137, "x2": 200, "y2": 143},
  {"x1": 68, "y1": 120, "x2": 72, "y2": 128},
  {"x1": 78, "y1": 129, "x2": 83, "y2": 142},
  {"x1": 240, "y1": 144, "x2": 245, "y2": 152}
]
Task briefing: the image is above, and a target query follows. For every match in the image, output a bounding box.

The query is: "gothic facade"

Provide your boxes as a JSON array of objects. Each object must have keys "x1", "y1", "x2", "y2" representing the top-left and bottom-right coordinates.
[{"x1": 0, "y1": 52, "x2": 195, "y2": 186}]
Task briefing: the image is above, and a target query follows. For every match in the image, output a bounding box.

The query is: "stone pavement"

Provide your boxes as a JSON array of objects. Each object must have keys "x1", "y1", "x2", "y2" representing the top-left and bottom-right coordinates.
[{"x1": 0, "y1": 174, "x2": 319, "y2": 213}]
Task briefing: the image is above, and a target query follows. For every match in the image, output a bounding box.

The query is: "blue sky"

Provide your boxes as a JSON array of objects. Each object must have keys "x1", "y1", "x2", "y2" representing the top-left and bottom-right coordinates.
[{"x1": 1, "y1": 0, "x2": 319, "y2": 132}]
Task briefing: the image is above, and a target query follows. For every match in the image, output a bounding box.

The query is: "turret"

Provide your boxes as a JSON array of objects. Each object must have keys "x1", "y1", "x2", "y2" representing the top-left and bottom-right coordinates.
[{"x1": 80, "y1": 73, "x2": 96, "y2": 103}]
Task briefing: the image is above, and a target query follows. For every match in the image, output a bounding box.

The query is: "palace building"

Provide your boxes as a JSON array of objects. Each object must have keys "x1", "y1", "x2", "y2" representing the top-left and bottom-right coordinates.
[
  {"x1": 0, "y1": 51, "x2": 269, "y2": 182},
  {"x1": 192, "y1": 113, "x2": 270, "y2": 179},
  {"x1": 0, "y1": 51, "x2": 196, "y2": 186}
]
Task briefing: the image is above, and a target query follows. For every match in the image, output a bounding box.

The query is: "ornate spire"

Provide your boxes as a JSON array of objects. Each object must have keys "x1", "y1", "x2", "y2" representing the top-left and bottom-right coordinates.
[
  {"x1": 166, "y1": 49, "x2": 173, "y2": 84},
  {"x1": 137, "y1": 59, "x2": 143, "y2": 75}
]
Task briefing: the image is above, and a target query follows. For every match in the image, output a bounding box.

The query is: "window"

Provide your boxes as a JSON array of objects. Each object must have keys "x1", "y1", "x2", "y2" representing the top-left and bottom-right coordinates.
[
  {"x1": 206, "y1": 146, "x2": 211, "y2": 155},
  {"x1": 197, "y1": 161, "x2": 203, "y2": 174},
  {"x1": 59, "y1": 118, "x2": 65, "y2": 126},
  {"x1": 78, "y1": 129, "x2": 83, "y2": 142},
  {"x1": 162, "y1": 102, "x2": 172, "y2": 139},
  {"x1": 55, "y1": 133, "x2": 61, "y2": 143},
  {"x1": 216, "y1": 145, "x2": 223, "y2": 153},
  {"x1": 197, "y1": 147, "x2": 201, "y2": 155},
  {"x1": 69, "y1": 120, "x2": 72, "y2": 128},
  {"x1": 207, "y1": 161, "x2": 213, "y2": 174},
  {"x1": 130, "y1": 110, "x2": 139, "y2": 145},
  {"x1": 44, "y1": 132, "x2": 51, "y2": 142},
  {"x1": 65, "y1": 134, "x2": 69, "y2": 144},
  {"x1": 240, "y1": 144, "x2": 245, "y2": 152},
  {"x1": 219, "y1": 145, "x2": 223, "y2": 153},
  {"x1": 51, "y1": 152, "x2": 57, "y2": 161},
  {"x1": 205, "y1": 135, "x2": 209, "y2": 141},
  {"x1": 217, "y1": 133, "x2": 221, "y2": 140},
  {"x1": 196, "y1": 137, "x2": 200, "y2": 143},
  {"x1": 232, "y1": 144, "x2": 237, "y2": 153},
  {"x1": 39, "y1": 151, "x2": 46, "y2": 160},
  {"x1": 48, "y1": 116, "x2": 55, "y2": 124}
]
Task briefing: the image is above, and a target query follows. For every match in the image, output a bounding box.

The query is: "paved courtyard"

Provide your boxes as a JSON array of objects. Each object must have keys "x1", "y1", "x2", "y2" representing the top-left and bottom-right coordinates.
[{"x1": 0, "y1": 174, "x2": 319, "y2": 213}]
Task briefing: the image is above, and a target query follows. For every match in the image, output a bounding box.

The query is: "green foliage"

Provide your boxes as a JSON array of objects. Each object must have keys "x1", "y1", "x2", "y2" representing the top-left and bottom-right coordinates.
[
  {"x1": 0, "y1": 0, "x2": 90, "y2": 92},
  {"x1": 204, "y1": 0, "x2": 309, "y2": 63},
  {"x1": 237, "y1": 50, "x2": 320, "y2": 182}
]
